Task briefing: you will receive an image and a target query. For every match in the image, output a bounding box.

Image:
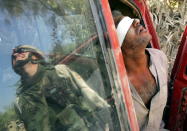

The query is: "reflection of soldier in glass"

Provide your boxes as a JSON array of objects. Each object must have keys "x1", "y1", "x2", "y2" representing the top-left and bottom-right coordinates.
[{"x1": 12, "y1": 45, "x2": 110, "y2": 131}]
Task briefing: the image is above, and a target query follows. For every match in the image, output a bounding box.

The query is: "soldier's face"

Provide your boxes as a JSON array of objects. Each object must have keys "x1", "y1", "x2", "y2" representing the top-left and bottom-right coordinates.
[{"x1": 12, "y1": 50, "x2": 30, "y2": 66}]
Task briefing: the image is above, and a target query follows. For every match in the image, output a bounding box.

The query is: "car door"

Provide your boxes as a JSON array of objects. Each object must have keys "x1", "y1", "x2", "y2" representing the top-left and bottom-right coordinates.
[
  {"x1": 167, "y1": 25, "x2": 187, "y2": 131},
  {"x1": 0, "y1": 0, "x2": 136, "y2": 130},
  {"x1": 109, "y1": 0, "x2": 187, "y2": 130}
]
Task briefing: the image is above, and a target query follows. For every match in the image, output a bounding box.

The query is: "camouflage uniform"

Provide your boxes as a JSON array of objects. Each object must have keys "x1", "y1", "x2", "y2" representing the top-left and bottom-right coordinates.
[{"x1": 15, "y1": 64, "x2": 110, "y2": 131}]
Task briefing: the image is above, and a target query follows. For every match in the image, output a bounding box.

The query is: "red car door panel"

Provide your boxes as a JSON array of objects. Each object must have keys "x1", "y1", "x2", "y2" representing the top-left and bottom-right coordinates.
[{"x1": 168, "y1": 26, "x2": 187, "y2": 131}]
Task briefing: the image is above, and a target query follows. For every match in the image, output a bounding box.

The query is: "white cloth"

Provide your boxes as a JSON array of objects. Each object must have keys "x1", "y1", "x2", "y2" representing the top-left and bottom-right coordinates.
[
  {"x1": 129, "y1": 48, "x2": 168, "y2": 131},
  {"x1": 116, "y1": 16, "x2": 134, "y2": 46}
]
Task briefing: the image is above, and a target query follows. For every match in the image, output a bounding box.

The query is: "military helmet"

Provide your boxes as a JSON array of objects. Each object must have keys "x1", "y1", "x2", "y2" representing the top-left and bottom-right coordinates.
[
  {"x1": 13, "y1": 45, "x2": 45, "y2": 59},
  {"x1": 12, "y1": 45, "x2": 46, "y2": 75}
]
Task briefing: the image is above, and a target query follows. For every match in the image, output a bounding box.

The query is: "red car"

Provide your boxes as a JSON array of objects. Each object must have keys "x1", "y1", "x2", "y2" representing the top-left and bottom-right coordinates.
[{"x1": 0, "y1": 0, "x2": 186, "y2": 130}]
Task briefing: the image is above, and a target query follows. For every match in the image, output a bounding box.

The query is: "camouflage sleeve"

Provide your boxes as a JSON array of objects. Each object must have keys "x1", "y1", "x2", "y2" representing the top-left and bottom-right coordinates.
[
  {"x1": 12, "y1": 103, "x2": 26, "y2": 131},
  {"x1": 55, "y1": 64, "x2": 112, "y2": 130},
  {"x1": 55, "y1": 64, "x2": 110, "y2": 110},
  {"x1": 14, "y1": 94, "x2": 52, "y2": 131}
]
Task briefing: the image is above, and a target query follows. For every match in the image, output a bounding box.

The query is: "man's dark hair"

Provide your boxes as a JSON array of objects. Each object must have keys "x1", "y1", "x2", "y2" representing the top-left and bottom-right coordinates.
[{"x1": 112, "y1": 10, "x2": 124, "y2": 27}]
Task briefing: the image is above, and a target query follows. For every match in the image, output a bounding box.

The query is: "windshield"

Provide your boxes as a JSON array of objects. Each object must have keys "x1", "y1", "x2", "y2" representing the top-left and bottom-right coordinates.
[{"x1": 0, "y1": 0, "x2": 129, "y2": 130}]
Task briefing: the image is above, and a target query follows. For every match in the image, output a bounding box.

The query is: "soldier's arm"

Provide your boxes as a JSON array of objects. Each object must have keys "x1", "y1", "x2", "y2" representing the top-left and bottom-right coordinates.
[
  {"x1": 55, "y1": 64, "x2": 112, "y2": 130},
  {"x1": 55, "y1": 64, "x2": 110, "y2": 110}
]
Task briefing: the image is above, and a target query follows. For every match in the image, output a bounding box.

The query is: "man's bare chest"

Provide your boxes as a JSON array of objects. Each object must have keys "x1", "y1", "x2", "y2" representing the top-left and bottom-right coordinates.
[{"x1": 129, "y1": 70, "x2": 158, "y2": 108}]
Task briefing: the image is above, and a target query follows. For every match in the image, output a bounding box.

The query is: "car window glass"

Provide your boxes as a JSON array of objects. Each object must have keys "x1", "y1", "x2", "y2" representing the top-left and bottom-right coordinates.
[{"x1": 0, "y1": 0, "x2": 129, "y2": 130}]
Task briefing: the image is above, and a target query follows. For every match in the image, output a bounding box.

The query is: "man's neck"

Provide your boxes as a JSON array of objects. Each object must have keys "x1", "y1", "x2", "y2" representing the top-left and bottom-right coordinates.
[
  {"x1": 123, "y1": 48, "x2": 149, "y2": 74},
  {"x1": 123, "y1": 48, "x2": 158, "y2": 108},
  {"x1": 23, "y1": 63, "x2": 39, "y2": 78}
]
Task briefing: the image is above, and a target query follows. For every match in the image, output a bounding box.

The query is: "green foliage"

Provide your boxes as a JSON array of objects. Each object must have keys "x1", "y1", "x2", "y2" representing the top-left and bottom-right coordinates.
[
  {"x1": 0, "y1": 105, "x2": 18, "y2": 130},
  {"x1": 147, "y1": 0, "x2": 187, "y2": 74},
  {"x1": 1, "y1": 0, "x2": 96, "y2": 64},
  {"x1": 0, "y1": 0, "x2": 24, "y2": 16},
  {"x1": 47, "y1": 0, "x2": 96, "y2": 64}
]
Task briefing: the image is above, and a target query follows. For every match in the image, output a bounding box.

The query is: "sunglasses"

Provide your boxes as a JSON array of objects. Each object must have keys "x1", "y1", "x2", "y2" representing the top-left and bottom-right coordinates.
[{"x1": 13, "y1": 48, "x2": 31, "y2": 54}]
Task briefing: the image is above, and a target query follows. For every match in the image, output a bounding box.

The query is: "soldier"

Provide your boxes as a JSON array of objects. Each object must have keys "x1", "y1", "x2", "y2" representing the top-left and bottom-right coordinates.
[{"x1": 12, "y1": 45, "x2": 110, "y2": 131}]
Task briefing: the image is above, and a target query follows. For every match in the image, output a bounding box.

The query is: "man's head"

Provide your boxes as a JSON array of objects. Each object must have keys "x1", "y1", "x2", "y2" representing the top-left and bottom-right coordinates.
[
  {"x1": 12, "y1": 45, "x2": 45, "y2": 75},
  {"x1": 112, "y1": 11, "x2": 152, "y2": 50}
]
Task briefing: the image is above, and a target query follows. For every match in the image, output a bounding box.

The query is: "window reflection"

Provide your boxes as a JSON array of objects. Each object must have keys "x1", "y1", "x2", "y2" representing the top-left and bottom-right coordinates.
[
  {"x1": 0, "y1": 0, "x2": 121, "y2": 130},
  {"x1": 11, "y1": 44, "x2": 112, "y2": 130}
]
